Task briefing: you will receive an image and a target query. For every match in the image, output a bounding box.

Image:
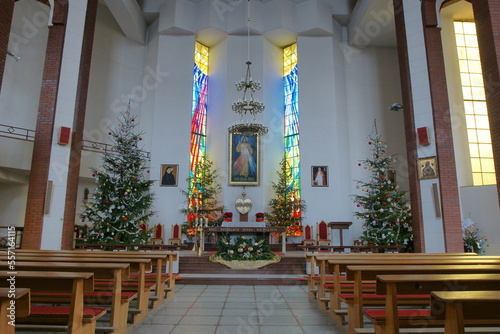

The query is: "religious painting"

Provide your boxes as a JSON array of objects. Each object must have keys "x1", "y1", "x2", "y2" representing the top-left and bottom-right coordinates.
[
  {"x1": 418, "y1": 156, "x2": 438, "y2": 180},
  {"x1": 229, "y1": 132, "x2": 260, "y2": 186},
  {"x1": 160, "y1": 164, "x2": 178, "y2": 187},
  {"x1": 311, "y1": 166, "x2": 328, "y2": 187}
]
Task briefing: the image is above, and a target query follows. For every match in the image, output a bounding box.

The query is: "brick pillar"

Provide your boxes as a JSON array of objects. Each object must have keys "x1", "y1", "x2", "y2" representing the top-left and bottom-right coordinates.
[
  {"x1": 22, "y1": 0, "x2": 68, "y2": 249},
  {"x1": 471, "y1": 0, "x2": 500, "y2": 207},
  {"x1": 421, "y1": 0, "x2": 463, "y2": 252},
  {"x1": 393, "y1": 0, "x2": 425, "y2": 253},
  {"x1": 61, "y1": 0, "x2": 98, "y2": 250},
  {"x1": 0, "y1": 0, "x2": 15, "y2": 93}
]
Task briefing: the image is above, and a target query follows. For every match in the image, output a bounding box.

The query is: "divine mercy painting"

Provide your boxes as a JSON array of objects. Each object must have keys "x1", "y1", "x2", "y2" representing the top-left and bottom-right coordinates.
[{"x1": 229, "y1": 132, "x2": 260, "y2": 186}]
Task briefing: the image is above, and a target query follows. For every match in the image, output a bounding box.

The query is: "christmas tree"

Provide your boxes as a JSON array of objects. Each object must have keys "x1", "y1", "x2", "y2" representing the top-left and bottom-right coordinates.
[
  {"x1": 265, "y1": 157, "x2": 306, "y2": 235},
  {"x1": 352, "y1": 135, "x2": 413, "y2": 251},
  {"x1": 80, "y1": 111, "x2": 154, "y2": 248},
  {"x1": 180, "y1": 156, "x2": 224, "y2": 237}
]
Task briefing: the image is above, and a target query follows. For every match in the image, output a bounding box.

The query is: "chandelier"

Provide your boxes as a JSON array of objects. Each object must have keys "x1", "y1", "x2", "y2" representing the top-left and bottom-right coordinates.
[{"x1": 229, "y1": 0, "x2": 268, "y2": 137}]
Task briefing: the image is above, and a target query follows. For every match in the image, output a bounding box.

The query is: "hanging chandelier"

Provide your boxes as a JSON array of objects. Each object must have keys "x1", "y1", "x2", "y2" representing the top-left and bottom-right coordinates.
[{"x1": 229, "y1": 0, "x2": 268, "y2": 137}]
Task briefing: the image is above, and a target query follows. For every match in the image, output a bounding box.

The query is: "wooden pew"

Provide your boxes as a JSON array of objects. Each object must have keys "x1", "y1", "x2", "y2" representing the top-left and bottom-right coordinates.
[
  {"x1": 306, "y1": 252, "x2": 477, "y2": 301},
  {"x1": 430, "y1": 290, "x2": 500, "y2": 334},
  {"x1": 11, "y1": 254, "x2": 152, "y2": 323},
  {"x1": 13, "y1": 249, "x2": 178, "y2": 305},
  {"x1": 0, "y1": 288, "x2": 30, "y2": 334},
  {"x1": 316, "y1": 254, "x2": 486, "y2": 309},
  {"x1": 0, "y1": 270, "x2": 106, "y2": 334},
  {"x1": 0, "y1": 261, "x2": 131, "y2": 334},
  {"x1": 370, "y1": 273, "x2": 500, "y2": 334},
  {"x1": 344, "y1": 264, "x2": 500, "y2": 333}
]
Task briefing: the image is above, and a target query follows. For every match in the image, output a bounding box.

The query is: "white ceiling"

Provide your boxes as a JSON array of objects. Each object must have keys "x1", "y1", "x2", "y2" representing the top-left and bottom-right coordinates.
[{"x1": 102, "y1": 0, "x2": 398, "y2": 47}]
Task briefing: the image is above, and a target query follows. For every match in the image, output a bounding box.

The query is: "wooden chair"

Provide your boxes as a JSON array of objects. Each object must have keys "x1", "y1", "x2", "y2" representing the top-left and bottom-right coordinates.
[
  {"x1": 316, "y1": 220, "x2": 331, "y2": 246},
  {"x1": 151, "y1": 223, "x2": 164, "y2": 244},
  {"x1": 168, "y1": 224, "x2": 181, "y2": 245},
  {"x1": 302, "y1": 224, "x2": 316, "y2": 246},
  {"x1": 139, "y1": 222, "x2": 148, "y2": 234}
]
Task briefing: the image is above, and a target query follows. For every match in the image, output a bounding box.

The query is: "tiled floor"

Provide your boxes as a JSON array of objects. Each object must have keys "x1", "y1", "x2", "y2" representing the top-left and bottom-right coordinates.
[{"x1": 128, "y1": 284, "x2": 345, "y2": 334}]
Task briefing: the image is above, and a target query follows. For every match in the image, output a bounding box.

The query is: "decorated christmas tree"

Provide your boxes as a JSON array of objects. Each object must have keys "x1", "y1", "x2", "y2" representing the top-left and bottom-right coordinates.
[
  {"x1": 352, "y1": 135, "x2": 413, "y2": 251},
  {"x1": 265, "y1": 157, "x2": 306, "y2": 235},
  {"x1": 180, "y1": 156, "x2": 224, "y2": 237},
  {"x1": 80, "y1": 111, "x2": 154, "y2": 248}
]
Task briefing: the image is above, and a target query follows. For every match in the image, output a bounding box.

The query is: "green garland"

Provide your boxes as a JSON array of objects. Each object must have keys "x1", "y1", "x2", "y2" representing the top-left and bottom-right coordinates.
[{"x1": 215, "y1": 235, "x2": 276, "y2": 261}]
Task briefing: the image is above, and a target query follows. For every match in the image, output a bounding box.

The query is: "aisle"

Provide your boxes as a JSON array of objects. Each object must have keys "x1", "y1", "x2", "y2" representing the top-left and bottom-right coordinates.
[{"x1": 128, "y1": 284, "x2": 344, "y2": 334}]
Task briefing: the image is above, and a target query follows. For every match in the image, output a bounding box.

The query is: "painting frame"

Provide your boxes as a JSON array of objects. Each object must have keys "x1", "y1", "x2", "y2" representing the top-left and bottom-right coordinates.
[
  {"x1": 228, "y1": 132, "x2": 260, "y2": 186},
  {"x1": 311, "y1": 166, "x2": 328, "y2": 187},
  {"x1": 417, "y1": 156, "x2": 438, "y2": 180},
  {"x1": 160, "y1": 164, "x2": 179, "y2": 187}
]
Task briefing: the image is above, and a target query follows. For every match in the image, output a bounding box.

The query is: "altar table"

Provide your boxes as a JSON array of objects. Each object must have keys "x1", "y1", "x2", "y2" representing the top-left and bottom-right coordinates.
[{"x1": 205, "y1": 226, "x2": 288, "y2": 253}]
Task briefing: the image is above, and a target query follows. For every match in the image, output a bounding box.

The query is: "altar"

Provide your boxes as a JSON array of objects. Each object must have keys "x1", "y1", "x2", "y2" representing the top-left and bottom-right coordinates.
[{"x1": 205, "y1": 222, "x2": 288, "y2": 253}]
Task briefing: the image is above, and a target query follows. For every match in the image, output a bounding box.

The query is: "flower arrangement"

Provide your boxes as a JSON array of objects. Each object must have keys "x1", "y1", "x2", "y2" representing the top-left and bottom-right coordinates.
[
  {"x1": 215, "y1": 235, "x2": 276, "y2": 261},
  {"x1": 462, "y1": 218, "x2": 488, "y2": 255}
]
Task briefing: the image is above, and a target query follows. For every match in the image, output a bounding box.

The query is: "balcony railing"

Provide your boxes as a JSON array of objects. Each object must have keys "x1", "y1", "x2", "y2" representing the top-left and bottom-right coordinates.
[
  {"x1": 0, "y1": 124, "x2": 35, "y2": 141},
  {"x1": 0, "y1": 123, "x2": 151, "y2": 159},
  {"x1": 83, "y1": 140, "x2": 151, "y2": 160}
]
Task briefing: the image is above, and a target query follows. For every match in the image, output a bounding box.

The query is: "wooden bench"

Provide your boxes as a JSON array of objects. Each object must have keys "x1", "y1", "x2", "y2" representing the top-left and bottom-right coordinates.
[
  {"x1": 367, "y1": 273, "x2": 500, "y2": 334},
  {"x1": 0, "y1": 287, "x2": 30, "y2": 334},
  {"x1": 0, "y1": 270, "x2": 106, "y2": 334},
  {"x1": 11, "y1": 254, "x2": 152, "y2": 323},
  {"x1": 305, "y1": 253, "x2": 477, "y2": 301},
  {"x1": 431, "y1": 290, "x2": 500, "y2": 334},
  {"x1": 317, "y1": 254, "x2": 488, "y2": 310},
  {"x1": 14, "y1": 249, "x2": 179, "y2": 306},
  {"x1": 0, "y1": 260, "x2": 132, "y2": 334},
  {"x1": 344, "y1": 264, "x2": 500, "y2": 333}
]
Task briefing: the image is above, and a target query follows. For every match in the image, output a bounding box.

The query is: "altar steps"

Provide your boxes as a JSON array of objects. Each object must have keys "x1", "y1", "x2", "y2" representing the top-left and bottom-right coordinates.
[{"x1": 178, "y1": 252, "x2": 307, "y2": 286}]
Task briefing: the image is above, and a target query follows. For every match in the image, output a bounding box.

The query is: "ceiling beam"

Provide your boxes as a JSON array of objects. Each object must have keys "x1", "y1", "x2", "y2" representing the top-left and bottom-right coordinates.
[{"x1": 103, "y1": 0, "x2": 147, "y2": 44}]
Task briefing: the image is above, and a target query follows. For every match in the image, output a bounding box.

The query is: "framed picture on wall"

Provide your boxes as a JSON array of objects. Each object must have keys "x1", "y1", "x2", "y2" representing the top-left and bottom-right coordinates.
[
  {"x1": 417, "y1": 156, "x2": 438, "y2": 180},
  {"x1": 160, "y1": 164, "x2": 178, "y2": 187},
  {"x1": 229, "y1": 132, "x2": 260, "y2": 186},
  {"x1": 311, "y1": 166, "x2": 328, "y2": 187}
]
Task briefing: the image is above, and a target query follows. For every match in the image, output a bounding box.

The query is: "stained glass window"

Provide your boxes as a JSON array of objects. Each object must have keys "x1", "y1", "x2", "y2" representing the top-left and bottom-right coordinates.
[
  {"x1": 454, "y1": 21, "x2": 496, "y2": 185},
  {"x1": 284, "y1": 43, "x2": 300, "y2": 195},
  {"x1": 190, "y1": 42, "x2": 208, "y2": 195}
]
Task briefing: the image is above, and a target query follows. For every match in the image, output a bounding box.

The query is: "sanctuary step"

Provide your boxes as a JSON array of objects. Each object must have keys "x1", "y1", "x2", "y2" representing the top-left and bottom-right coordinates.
[{"x1": 178, "y1": 252, "x2": 307, "y2": 286}]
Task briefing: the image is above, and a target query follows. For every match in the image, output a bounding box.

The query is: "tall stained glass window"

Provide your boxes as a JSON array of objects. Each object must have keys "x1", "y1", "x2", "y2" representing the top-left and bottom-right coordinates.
[
  {"x1": 454, "y1": 21, "x2": 496, "y2": 185},
  {"x1": 283, "y1": 44, "x2": 301, "y2": 197},
  {"x1": 190, "y1": 42, "x2": 209, "y2": 194}
]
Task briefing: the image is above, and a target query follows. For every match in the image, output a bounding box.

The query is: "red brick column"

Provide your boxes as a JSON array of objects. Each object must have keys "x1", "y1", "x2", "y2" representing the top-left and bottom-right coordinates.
[
  {"x1": 470, "y1": 0, "x2": 500, "y2": 206},
  {"x1": 393, "y1": 0, "x2": 425, "y2": 252},
  {"x1": 22, "y1": 0, "x2": 68, "y2": 249},
  {"x1": 0, "y1": 0, "x2": 15, "y2": 93},
  {"x1": 421, "y1": 0, "x2": 463, "y2": 252},
  {"x1": 61, "y1": 0, "x2": 98, "y2": 250}
]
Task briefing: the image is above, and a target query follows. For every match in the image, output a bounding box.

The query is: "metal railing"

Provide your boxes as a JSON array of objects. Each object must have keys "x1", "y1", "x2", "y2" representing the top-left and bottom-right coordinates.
[
  {"x1": 0, "y1": 124, "x2": 151, "y2": 159},
  {"x1": 0, "y1": 124, "x2": 35, "y2": 141}
]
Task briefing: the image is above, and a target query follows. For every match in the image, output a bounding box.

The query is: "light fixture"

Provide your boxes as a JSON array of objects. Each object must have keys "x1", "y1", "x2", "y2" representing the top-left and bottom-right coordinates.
[
  {"x1": 389, "y1": 103, "x2": 403, "y2": 111},
  {"x1": 7, "y1": 50, "x2": 20, "y2": 61},
  {"x1": 229, "y1": 0, "x2": 268, "y2": 137}
]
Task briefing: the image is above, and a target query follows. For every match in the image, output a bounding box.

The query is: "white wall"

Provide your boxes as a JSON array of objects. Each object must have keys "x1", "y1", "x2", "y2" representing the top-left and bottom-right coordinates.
[
  {"x1": 460, "y1": 185, "x2": 500, "y2": 255},
  {"x1": 83, "y1": 3, "x2": 148, "y2": 166}
]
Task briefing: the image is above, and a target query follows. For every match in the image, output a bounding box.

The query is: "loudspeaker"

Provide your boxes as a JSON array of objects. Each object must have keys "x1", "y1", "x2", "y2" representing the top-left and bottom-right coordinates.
[
  {"x1": 58, "y1": 126, "x2": 71, "y2": 145},
  {"x1": 417, "y1": 127, "x2": 430, "y2": 146}
]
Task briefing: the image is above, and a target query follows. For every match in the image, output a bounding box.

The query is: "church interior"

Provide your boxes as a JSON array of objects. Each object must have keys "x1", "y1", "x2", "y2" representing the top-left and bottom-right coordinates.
[{"x1": 2, "y1": 0, "x2": 500, "y2": 333}]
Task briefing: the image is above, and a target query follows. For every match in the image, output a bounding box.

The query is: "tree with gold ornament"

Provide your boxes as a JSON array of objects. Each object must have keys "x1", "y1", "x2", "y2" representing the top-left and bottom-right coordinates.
[
  {"x1": 352, "y1": 135, "x2": 413, "y2": 251},
  {"x1": 80, "y1": 111, "x2": 154, "y2": 248},
  {"x1": 265, "y1": 157, "x2": 306, "y2": 235},
  {"x1": 180, "y1": 156, "x2": 224, "y2": 237}
]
